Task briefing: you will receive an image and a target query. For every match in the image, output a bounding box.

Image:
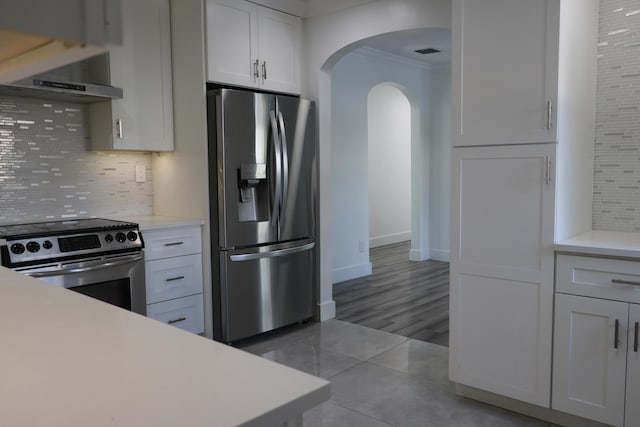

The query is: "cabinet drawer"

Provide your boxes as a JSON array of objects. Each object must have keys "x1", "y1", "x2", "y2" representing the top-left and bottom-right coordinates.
[
  {"x1": 145, "y1": 254, "x2": 203, "y2": 303},
  {"x1": 556, "y1": 254, "x2": 640, "y2": 303},
  {"x1": 142, "y1": 227, "x2": 202, "y2": 260},
  {"x1": 147, "y1": 294, "x2": 204, "y2": 334}
]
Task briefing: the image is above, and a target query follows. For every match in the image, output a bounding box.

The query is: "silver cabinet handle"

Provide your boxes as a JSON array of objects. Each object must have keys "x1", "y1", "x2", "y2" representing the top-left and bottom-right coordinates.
[
  {"x1": 116, "y1": 119, "x2": 123, "y2": 139},
  {"x1": 262, "y1": 61, "x2": 267, "y2": 80},
  {"x1": 545, "y1": 156, "x2": 551, "y2": 185},
  {"x1": 253, "y1": 60, "x2": 260, "y2": 81},
  {"x1": 614, "y1": 318, "x2": 620, "y2": 349},
  {"x1": 612, "y1": 279, "x2": 640, "y2": 286},
  {"x1": 168, "y1": 317, "x2": 186, "y2": 325},
  {"x1": 230, "y1": 241, "x2": 315, "y2": 262},
  {"x1": 165, "y1": 276, "x2": 185, "y2": 282},
  {"x1": 635, "y1": 322, "x2": 639, "y2": 353},
  {"x1": 546, "y1": 101, "x2": 553, "y2": 130},
  {"x1": 163, "y1": 241, "x2": 184, "y2": 247}
]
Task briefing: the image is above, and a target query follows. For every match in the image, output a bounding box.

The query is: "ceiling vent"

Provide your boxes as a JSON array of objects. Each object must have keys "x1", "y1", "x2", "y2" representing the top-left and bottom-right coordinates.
[{"x1": 414, "y1": 48, "x2": 441, "y2": 55}]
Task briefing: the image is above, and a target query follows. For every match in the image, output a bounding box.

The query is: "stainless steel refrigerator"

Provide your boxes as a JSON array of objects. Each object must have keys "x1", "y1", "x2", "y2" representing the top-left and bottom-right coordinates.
[{"x1": 207, "y1": 87, "x2": 316, "y2": 343}]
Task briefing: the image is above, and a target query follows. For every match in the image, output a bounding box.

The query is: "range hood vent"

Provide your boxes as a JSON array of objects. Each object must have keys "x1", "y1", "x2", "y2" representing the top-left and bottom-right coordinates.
[{"x1": 0, "y1": 76, "x2": 122, "y2": 103}]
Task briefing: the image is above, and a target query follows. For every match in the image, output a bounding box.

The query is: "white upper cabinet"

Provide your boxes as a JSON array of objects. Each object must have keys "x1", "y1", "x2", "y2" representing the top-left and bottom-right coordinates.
[
  {"x1": 90, "y1": 0, "x2": 174, "y2": 151},
  {"x1": 206, "y1": 0, "x2": 302, "y2": 94},
  {"x1": 452, "y1": 0, "x2": 560, "y2": 146}
]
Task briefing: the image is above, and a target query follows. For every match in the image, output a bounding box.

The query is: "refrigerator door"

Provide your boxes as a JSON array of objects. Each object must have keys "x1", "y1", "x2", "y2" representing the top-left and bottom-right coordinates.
[
  {"x1": 208, "y1": 88, "x2": 278, "y2": 248},
  {"x1": 218, "y1": 238, "x2": 315, "y2": 342},
  {"x1": 276, "y1": 95, "x2": 316, "y2": 241}
]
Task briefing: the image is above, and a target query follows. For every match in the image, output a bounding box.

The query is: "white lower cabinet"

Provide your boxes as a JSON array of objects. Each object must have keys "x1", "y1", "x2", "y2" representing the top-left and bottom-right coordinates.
[
  {"x1": 553, "y1": 254, "x2": 640, "y2": 427},
  {"x1": 146, "y1": 294, "x2": 204, "y2": 334},
  {"x1": 142, "y1": 225, "x2": 204, "y2": 334},
  {"x1": 450, "y1": 144, "x2": 555, "y2": 407}
]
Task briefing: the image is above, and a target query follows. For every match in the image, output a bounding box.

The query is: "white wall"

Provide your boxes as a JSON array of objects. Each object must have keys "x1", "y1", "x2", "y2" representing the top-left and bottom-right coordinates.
[
  {"x1": 368, "y1": 84, "x2": 411, "y2": 248},
  {"x1": 301, "y1": 0, "x2": 451, "y2": 318},
  {"x1": 428, "y1": 64, "x2": 451, "y2": 262}
]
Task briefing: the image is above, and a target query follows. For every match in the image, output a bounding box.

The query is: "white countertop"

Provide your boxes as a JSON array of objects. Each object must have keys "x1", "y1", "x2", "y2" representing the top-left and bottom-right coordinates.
[
  {"x1": 555, "y1": 230, "x2": 640, "y2": 259},
  {"x1": 0, "y1": 267, "x2": 329, "y2": 427},
  {"x1": 117, "y1": 215, "x2": 204, "y2": 231}
]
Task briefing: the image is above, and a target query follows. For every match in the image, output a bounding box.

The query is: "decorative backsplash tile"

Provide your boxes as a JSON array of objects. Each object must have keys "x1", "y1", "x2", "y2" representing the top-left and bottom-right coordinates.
[
  {"x1": 0, "y1": 96, "x2": 153, "y2": 225},
  {"x1": 593, "y1": 0, "x2": 640, "y2": 231}
]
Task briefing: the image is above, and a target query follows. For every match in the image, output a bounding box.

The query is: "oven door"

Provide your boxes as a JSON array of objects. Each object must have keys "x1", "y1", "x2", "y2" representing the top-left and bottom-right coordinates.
[{"x1": 16, "y1": 252, "x2": 146, "y2": 315}]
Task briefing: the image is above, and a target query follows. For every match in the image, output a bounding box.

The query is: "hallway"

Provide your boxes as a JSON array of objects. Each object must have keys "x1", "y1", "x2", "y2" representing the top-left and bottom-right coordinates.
[{"x1": 333, "y1": 241, "x2": 450, "y2": 347}]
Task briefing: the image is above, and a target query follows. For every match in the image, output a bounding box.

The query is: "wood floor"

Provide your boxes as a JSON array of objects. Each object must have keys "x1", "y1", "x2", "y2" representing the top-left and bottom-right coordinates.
[{"x1": 333, "y1": 241, "x2": 450, "y2": 347}]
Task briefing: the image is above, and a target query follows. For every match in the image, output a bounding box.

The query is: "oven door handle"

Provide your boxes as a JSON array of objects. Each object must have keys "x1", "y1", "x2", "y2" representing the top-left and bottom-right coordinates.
[{"x1": 22, "y1": 254, "x2": 144, "y2": 277}]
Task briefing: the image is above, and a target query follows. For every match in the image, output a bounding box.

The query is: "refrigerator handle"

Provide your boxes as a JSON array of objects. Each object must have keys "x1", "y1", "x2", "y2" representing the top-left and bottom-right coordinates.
[
  {"x1": 270, "y1": 110, "x2": 282, "y2": 229},
  {"x1": 229, "y1": 241, "x2": 315, "y2": 262},
  {"x1": 278, "y1": 110, "x2": 289, "y2": 227}
]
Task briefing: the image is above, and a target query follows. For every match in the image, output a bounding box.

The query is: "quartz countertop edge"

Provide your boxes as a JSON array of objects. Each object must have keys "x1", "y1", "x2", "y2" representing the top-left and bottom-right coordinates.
[
  {"x1": 0, "y1": 266, "x2": 330, "y2": 426},
  {"x1": 554, "y1": 230, "x2": 640, "y2": 259},
  {"x1": 115, "y1": 215, "x2": 205, "y2": 231}
]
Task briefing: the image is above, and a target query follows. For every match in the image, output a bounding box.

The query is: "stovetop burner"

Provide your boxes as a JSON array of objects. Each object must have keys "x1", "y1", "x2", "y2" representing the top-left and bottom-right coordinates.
[{"x1": 0, "y1": 218, "x2": 143, "y2": 268}]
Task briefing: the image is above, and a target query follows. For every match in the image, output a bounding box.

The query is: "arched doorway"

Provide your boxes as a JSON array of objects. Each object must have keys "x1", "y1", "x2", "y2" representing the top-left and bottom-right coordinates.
[{"x1": 367, "y1": 83, "x2": 412, "y2": 251}]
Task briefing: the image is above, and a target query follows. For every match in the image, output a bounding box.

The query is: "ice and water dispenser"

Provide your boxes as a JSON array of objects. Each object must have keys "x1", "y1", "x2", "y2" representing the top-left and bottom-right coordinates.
[{"x1": 237, "y1": 163, "x2": 269, "y2": 222}]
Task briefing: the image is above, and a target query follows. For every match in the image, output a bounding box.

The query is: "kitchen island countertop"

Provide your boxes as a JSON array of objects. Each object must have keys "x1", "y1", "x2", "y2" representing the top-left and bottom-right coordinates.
[{"x1": 0, "y1": 266, "x2": 329, "y2": 426}]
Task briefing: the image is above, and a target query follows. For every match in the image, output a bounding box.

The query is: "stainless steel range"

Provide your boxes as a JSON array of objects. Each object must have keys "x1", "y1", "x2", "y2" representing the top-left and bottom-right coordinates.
[{"x1": 0, "y1": 218, "x2": 146, "y2": 314}]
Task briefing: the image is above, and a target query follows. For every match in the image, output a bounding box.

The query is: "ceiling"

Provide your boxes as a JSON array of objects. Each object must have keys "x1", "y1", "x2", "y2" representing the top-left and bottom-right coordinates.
[{"x1": 358, "y1": 28, "x2": 452, "y2": 65}]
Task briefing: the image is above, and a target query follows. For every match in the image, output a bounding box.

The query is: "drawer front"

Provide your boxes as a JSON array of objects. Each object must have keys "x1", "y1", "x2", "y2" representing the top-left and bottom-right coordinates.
[
  {"x1": 143, "y1": 226, "x2": 202, "y2": 260},
  {"x1": 556, "y1": 254, "x2": 640, "y2": 303},
  {"x1": 145, "y1": 254, "x2": 203, "y2": 303},
  {"x1": 147, "y1": 294, "x2": 204, "y2": 334}
]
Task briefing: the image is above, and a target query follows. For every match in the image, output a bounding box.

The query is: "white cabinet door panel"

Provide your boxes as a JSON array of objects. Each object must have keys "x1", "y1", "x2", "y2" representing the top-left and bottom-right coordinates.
[
  {"x1": 452, "y1": 0, "x2": 559, "y2": 146},
  {"x1": 206, "y1": 0, "x2": 258, "y2": 87},
  {"x1": 626, "y1": 304, "x2": 640, "y2": 427},
  {"x1": 552, "y1": 294, "x2": 627, "y2": 427},
  {"x1": 257, "y1": 7, "x2": 301, "y2": 94},
  {"x1": 450, "y1": 144, "x2": 555, "y2": 407}
]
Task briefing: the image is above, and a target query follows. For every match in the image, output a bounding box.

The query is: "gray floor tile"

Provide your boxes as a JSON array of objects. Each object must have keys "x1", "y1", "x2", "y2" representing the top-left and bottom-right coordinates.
[
  {"x1": 369, "y1": 339, "x2": 451, "y2": 386},
  {"x1": 257, "y1": 339, "x2": 363, "y2": 379},
  {"x1": 303, "y1": 402, "x2": 394, "y2": 427},
  {"x1": 329, "y1": 362, "x2": 549, "y2": 427},
  {"x1": 304, "y1": 319, "x2": 408, "y2": 360}
]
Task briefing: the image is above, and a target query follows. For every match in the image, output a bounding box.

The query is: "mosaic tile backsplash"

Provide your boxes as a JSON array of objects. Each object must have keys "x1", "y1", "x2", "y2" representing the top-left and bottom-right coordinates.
[
  {"x1": 593, "y1": 0, "x2": 640, "y2": 231},
  {"x1": 0, "y1": 96, "x2": 153, "y2": 224}
]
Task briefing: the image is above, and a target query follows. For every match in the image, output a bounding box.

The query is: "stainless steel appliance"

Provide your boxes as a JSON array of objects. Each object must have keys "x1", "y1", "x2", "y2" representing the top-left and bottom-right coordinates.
[
  {"x1": 207, "y1": 87, "x2": 316, "y2": 343},
  {"x1": 0, "y1": 218, "x2": 146, "y2": 314}
]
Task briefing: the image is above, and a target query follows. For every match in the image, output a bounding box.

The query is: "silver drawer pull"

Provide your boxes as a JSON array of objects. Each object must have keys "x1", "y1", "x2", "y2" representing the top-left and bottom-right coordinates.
[
  {"x1": 164, "y1": 241, "x2": 184, "y2": 247},
  {"x1": 168, "y1": 317, "x2": 187, "y2": 325},
  {"x1": 165, "y1": 276, "x2": 185, "y2": 282},
  {"x1": 612, "y1": 279, "x2": 640, "y2": 286}
]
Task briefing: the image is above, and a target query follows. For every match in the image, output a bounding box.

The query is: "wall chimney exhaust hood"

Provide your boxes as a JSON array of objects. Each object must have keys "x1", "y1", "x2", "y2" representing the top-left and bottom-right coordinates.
[{"x1": 0, "y1": 0, "x2": 122, "y2": 84}]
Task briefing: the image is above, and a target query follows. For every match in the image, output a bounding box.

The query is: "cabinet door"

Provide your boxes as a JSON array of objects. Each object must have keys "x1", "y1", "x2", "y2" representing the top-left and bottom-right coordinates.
[
  {"x1": 626, "y1": 304, "x2": 640, "y2": 427},
  {"x1": 449, "y1": 144, "x2": 555, "y2": 406},
  {"x1": 257, "y1": 7, "x2": 301, "y2": 94},
  {"x1": 206, "y1": 0, "x2": 258, "y2": 88},
  {"x1": 452, "y1": 0, "x2": 559, "y2": 146},
  {"x1": 90, "y1": 0, "x2": 174, "y2": 151},
  {"x1": 552, "y1": 294, "x2": 627, "y2": 427}
]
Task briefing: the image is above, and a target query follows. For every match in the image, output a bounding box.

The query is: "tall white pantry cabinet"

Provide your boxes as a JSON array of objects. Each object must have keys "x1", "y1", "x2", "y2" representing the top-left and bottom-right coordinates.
[{"x1": 449, "y1": 0, "x2": 598, "y2": 408}]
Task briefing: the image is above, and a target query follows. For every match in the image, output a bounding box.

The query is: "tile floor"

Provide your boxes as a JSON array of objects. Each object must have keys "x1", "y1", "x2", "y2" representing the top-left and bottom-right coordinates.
[{"x1": 237, "y1": 319, "x2": 555, "y2": 427}]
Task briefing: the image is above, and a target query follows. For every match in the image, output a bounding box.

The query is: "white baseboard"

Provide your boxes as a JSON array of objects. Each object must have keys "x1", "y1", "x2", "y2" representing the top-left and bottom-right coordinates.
[
  {"x1": 332, "y1": 262, "x2": 372, "y2": 284},
  {"x1": 429, "y1": 249, "x2": 450, "y2": 262},
  {"x1": 317, "y1": 300, "x2": 336, "y2": 321},
  {"x1": 410, "y1": 248, "x2": 430, "y2": 261},
  {"x1": 369, "y1": 231, "x2": 411, "y2": 248}
]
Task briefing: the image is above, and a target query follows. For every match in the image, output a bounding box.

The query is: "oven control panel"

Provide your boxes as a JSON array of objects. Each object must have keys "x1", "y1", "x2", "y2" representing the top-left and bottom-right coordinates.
[{"x1": 2, "y1": 229, "x2": 143, "y2": 266}]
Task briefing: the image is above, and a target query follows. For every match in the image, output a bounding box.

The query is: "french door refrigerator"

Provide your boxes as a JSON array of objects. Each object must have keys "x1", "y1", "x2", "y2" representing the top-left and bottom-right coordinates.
[{"x1": 207, "y1": 87, "x2": 316, "y2": 343}]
